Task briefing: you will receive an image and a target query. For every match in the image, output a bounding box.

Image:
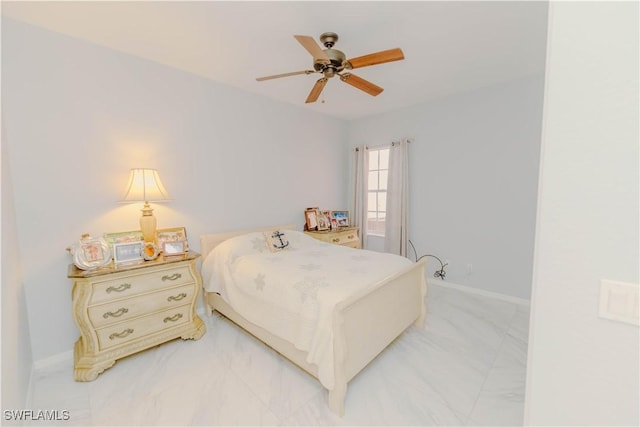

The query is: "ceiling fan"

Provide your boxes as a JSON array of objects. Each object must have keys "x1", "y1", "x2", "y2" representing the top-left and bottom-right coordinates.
[{"x1": 256, "y1": 32, "x2": 404, "y2": 103}]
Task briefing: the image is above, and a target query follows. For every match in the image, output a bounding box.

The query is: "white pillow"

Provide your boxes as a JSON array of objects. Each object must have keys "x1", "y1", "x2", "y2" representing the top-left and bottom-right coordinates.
[{"x1": 263, "y1": 229, "x2": 290, "y2": 252}]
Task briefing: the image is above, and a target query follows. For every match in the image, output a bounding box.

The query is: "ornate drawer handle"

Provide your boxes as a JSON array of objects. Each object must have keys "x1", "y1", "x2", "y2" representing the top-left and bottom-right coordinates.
[
  {"x1": 167, "y1": 293, "x2": 187, "y2": 302},
  {"x1": 103, "y1": 307, "x2": 129, "y2": 319},
  {"x1": 332, "y1": 238, "x2": 340, "y2": 243},
  {"x1": 348, "y1": 235, "x2": 354, "y2": 239},
  {"x1": 109, "y1": 328, "x2": 134, "y2": 340},
  {"x1": 106, "y1": 283, "x2": 131, "y2": 294},
  {"x1": 163, "y1": 313, "x2": 183, "y2": 323},
  {"x1": 162, "y1": 273, "x2": 182, "y2": 282}
]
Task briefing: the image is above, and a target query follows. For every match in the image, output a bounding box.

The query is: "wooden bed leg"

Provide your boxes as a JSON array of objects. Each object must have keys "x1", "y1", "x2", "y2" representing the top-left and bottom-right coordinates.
[
  {"x1": 328, "y1": 382, "x2": 346, "y2": 416},
  {"x1": 202, "y1": 291, "x2": 214, "y2": 317}
]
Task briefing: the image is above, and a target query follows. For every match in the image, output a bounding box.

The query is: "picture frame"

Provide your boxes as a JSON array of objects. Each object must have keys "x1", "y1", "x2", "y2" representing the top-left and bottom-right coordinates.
[
  {"x1": 163, "y1": 240, "x2": 187, "y2": 256},
  {"x1": 72, "y1": 235, "x2": 112, "y2": 270},
  {"x1": 332, "y1": 210, "x2": 350, "y2": 227},
  {"x1": 103, "y1": 230, "x2": 143, "y2": 247},
  {"x1": 113, "y1": 241, "x2": 144, "y2": 264},
  {"x1": 156, "y1": 227, "x2": 189, "y2": 251},
  {"x1": 322, "y1": 210, "x2": 333, "y2": 230},
  {"x1": 304, "y1": 209, "x2": 318, "y2": 231},
  {"x1": 81, "y1": 241, "x2": 106, "y2": 263},
  {"x1": 316, "y1": 210, "x2": 330, "y2": 231},
  {"x1": 142, "y1": 242, "x2": 160, "y2": 261}
]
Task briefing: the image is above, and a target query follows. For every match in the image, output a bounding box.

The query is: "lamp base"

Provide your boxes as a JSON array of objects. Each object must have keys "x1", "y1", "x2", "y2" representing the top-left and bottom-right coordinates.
[{"x1": 140, "y1": 202, "x2": 157, "y2": 243}]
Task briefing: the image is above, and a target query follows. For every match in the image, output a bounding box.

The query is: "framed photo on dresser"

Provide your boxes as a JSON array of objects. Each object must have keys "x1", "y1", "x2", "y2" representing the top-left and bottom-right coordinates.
[
  {"x1": 316, "y1": 211, "x2": 330, "y2": 231},
  {"x1": 304, "y1": 209, "x2": 318, "y2": 231},
  {"x1": 332, "y1": 211, "x2": 350, "y2": 227},
  {"x1": 156, "y1": 227, "x2": 189, "y2": 251},
  {"x1": 113, "y1": 241, "x2": 144, "y2": 264}
]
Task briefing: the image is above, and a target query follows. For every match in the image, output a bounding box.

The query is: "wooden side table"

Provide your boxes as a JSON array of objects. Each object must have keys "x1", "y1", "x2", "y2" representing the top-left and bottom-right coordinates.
[
  {"x1": 304, "y1": 227, "x2": 361, "y2": 249},
  {"x1": 68, "y1": 252, "x2": 206, "y2": 381}
]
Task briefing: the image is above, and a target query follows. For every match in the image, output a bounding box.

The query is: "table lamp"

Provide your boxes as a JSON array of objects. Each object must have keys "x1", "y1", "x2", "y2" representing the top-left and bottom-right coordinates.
[{"x1": 121, "y1": 168, "x2": 171, "y2": 243}]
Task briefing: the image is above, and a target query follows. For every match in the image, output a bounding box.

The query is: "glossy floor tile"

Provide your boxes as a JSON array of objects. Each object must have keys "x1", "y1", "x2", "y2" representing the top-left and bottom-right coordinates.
[{"x1": 27, "y1": 283, "x2": 529, "y2": 426}]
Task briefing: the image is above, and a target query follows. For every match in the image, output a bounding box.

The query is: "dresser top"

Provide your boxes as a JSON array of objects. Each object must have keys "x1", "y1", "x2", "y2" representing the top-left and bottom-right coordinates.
[
  {"x1": 304, "y1": 227, "x2": 358, "y2": 235},
  {"x1": 68, "y1": 251, "x2": 200, "y2": 279}
]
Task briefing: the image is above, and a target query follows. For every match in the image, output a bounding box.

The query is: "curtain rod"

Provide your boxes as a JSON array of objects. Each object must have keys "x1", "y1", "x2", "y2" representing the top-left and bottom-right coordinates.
[
  {"x1": 392, "y1": 138, "x2": 414, "y2": 146},
  {"x1": 355, "y1": 138, "x2": 413, "y2": 151}
]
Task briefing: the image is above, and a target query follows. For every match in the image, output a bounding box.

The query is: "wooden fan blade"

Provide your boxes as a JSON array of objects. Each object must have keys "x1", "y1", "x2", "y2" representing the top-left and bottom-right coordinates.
[
  {"x1": 339, "y1": 73, "x2": 383, "y2": 96},
  {"x1": 346, "y1": 48, "x2": 404, "y2": 69},
  {"x1": 294, "y1": 35, "x2": 330, "y2": 63},
  {"x1": 256, "y1": 70, "x2": 315, "y2": 81},
  {"x1": 305, "y1": 78, "x2": 328, "y2": 103}
]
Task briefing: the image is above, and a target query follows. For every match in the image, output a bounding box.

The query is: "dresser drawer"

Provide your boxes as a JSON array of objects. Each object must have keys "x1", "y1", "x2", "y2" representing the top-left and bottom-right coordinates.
[
  {"x1": 88, "y1": 283, "x2": 197, "y2": 328},
  {"x1": 328, "y1": 231, "x2": 359, "y2": 245},
  {"x1": 90, "y1": 266, "x2": 194, "y2": 304},
  {"x1": 305, "y1": 227, "x2": 361, "y2": 249},
  {"x1": 96, "y1": 305, "x2": 191, "y2": 351}
]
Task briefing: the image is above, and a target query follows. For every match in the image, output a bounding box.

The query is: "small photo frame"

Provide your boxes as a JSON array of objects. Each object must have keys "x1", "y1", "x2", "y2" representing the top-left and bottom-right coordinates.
[
  {"x1": 113, "y1": 241, "x2": 144, "y2": 264},
  {"x1": 163, "y1": 240, "x2": 187, "y2": 256},
  {"x1": 322, "y1": 210, "x2": 333, "y2": 230},
  {"x1": 81, "y1": 241, "x2": 106, "y2": 263},
  {"x1": 73, "y1": 236, "x2": 113, "y2": 270},
  {"x1": 304, "y1": 209, "x2": 318, "y2": 231},
  {"x1": 316, "y1": 210, "x2": 330, "y2": 231},
  {"x1": 156, "y1": 227, "x2": 189, "y2": 251},
  {"x1": 332, "y1": 211, "x2": 350, "y2": 227},
  {"x1": 143, "y1": 242, "x2": 160, "y2": 261}
]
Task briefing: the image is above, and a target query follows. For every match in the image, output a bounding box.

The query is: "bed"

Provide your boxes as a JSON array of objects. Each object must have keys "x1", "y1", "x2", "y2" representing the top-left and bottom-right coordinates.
[{"x1": 200, "y1": 224, "x2": 427, "y2": 415}]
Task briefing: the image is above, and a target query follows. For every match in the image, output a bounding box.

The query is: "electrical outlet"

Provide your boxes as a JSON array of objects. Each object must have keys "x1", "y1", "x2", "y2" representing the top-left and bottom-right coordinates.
[{"x1": 599, "y1": 280, "x2": 639, "y2": 326}]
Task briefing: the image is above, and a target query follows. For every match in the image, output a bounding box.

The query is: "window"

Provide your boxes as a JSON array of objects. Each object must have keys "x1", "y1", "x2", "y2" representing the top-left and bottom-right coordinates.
[{"x1": 367, "y1": 147, "x2": 390, "y2": 236}]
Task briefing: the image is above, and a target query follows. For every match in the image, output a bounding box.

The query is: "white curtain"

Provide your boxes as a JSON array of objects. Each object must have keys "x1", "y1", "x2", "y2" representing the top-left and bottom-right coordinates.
[
  {"x1": 384, "y1": 139, "x2": 410, "y2": 257},
  {"x1": 352, "y1": 146, "x2": 369, "y2": 244}
]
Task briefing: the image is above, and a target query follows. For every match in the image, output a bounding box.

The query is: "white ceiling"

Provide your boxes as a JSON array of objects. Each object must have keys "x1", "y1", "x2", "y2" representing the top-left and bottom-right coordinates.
[{"x1": 2, "y1": 1, "x2": 549, "y2": 120}]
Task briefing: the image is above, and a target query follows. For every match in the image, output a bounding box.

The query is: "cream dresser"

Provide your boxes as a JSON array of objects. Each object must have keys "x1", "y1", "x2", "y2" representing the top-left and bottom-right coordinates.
[
  {"x1": 304, "y1": 227, "x2": 361, "y2": 249},
  {"x1": 68, "y1": 252, "x2": 206, "y2": 381}
]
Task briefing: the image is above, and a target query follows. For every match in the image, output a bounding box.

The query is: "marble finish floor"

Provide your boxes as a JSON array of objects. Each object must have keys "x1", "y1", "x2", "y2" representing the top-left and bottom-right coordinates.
[{"x1": 27, "y1": 283, "x2": 529, "y2": 426}]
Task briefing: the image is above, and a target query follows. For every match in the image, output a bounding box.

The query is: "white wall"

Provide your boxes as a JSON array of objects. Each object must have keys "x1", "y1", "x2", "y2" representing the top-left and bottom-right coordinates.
[
  {"x1": 1, "y1": 122, "x2": 33, "y2": 421},
  {"x1": 525, "y1": 2, "x2": 639, "y2": 425},
  {"x1": 348, "y1": 75, "x2": 545, "y2": 300},
  {"x1": 2, "y1": 18, "x2": 348, "y2": 363}
]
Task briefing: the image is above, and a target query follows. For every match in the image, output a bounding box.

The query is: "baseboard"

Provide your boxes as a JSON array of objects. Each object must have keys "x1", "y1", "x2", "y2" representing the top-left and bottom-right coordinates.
[
  {"x1": 26, "y1": 350, "x2": 73, "y2": 414},
  {"x1": 25, "y1": 365, "x2": 35, "y2": 412},
  {"x1": 429, "y1": 279, "x2": 531, "y2": 306},
  {"x1": 32, "y1": 350, "x2": 73, "y2": 371}
]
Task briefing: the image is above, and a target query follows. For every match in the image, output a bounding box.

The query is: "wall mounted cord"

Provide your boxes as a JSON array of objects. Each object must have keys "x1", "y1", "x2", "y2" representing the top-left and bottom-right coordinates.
[{"x1": 408, "y1": 240, "x2": 448, "y2": 280}]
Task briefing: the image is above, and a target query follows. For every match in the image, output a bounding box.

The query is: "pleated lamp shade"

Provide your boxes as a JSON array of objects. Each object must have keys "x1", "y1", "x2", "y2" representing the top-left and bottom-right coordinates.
[
  {"x1": 122, "y1": 169, "x2": 171, "y2": 243},
  {"x1": 122, "y1": 168, "x2": 171, "y2": 202}
]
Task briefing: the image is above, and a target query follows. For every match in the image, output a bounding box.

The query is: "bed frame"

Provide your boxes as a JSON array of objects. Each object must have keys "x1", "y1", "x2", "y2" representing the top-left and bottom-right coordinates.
[{"x1": 200, "y1": 224, "x2": 427, "y2": 416}]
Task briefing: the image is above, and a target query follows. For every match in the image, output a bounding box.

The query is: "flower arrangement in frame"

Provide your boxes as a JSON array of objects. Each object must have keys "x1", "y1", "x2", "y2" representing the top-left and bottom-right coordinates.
[
  {"x1": 156, "y1": 227, "x2": 189, "y2": 252},
  {"x1": 103, "y1": 230, "x2": 143, "y2": 248},
  {"x1": 332, "y1": 210, "x2": 350, "y2": 227}
]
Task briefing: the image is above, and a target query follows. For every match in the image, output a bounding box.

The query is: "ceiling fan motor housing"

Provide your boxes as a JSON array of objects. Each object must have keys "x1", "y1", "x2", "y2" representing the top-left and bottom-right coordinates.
[
  {"x1": 313, "y1": 48, "x2": 347, "y2": 76},
  {"x1": 314, "y1": 32, "x2": 347, "y2": 77}
]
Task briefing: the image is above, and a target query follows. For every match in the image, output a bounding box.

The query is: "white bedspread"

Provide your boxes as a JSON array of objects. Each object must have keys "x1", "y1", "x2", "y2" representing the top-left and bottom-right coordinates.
[{"x1": 201, "y1": 230, "x2": 413, "y2": 389}]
